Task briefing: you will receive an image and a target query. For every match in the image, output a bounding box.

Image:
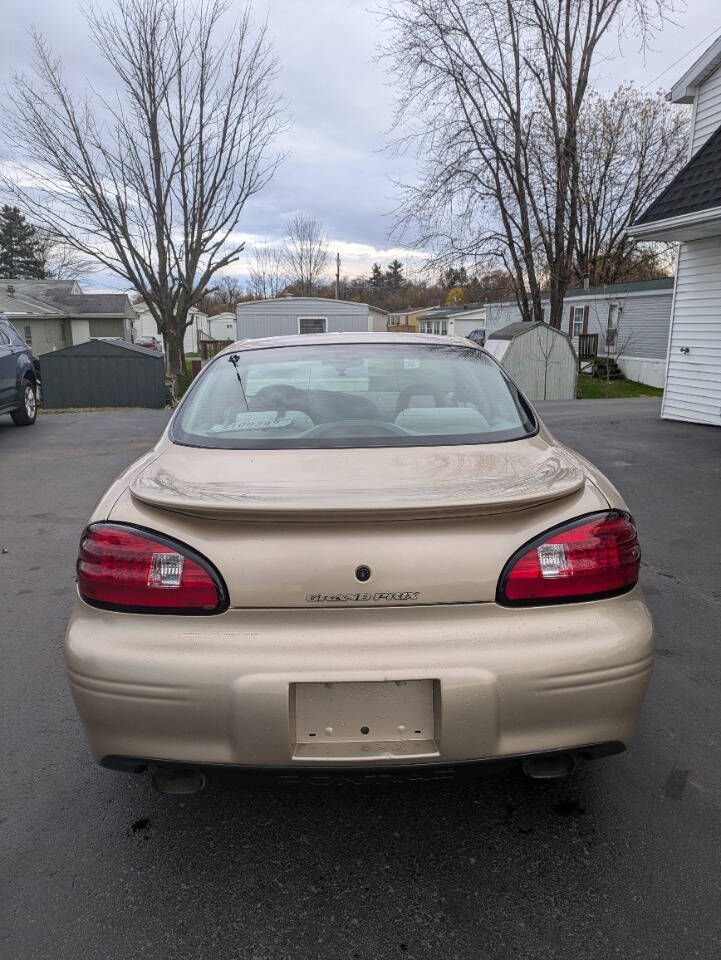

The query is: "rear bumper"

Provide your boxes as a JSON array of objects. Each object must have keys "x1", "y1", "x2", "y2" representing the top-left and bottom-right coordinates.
[
  {"x1": 102, "y1": 741, "x2": 625, "y2": 783},
  {"x1": 65, "y1": 588, "x2": 654, "y2": 768}
]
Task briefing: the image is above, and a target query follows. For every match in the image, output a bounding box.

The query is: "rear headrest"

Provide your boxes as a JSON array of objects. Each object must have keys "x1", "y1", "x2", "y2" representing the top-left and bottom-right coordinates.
[{"x1": 395, "y1": 407, "x2": 490, "y2": 435}]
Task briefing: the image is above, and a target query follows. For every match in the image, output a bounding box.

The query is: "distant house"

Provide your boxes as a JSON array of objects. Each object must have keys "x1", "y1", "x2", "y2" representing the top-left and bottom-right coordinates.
[
  {"x1": 0, "y1": 279, "x2": 136, "y2": 356},
  {"x1": 235, "y1": 297, "x2": 387, "y2": 339},
  {"x1": 387, "y1": 306, "x2": 432, "y2": 332},
  {"x1": 419, "y1": 302, "x2": 487, "y2": 339},
  {"x1": 133, "y1": 301, "x2": 209, "y2": 355},
  {"x1": 627, "y1": 36, "x2": 721, "y2": 426},
  {"x1": 208, "y1": 312, "x2": 238, "y2": 341},
  {"x1": 484, "y1": 278, "x2": 674, "y2": 387}
]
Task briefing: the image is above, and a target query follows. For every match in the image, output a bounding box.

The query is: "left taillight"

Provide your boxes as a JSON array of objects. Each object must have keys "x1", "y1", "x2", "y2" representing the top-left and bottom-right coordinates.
[
  {"x1": 77, "y1": 524, "x2": 227, "y2": 614},
  {"x1": 497, "y1": 511, "x2": 641, "y2": 606}
]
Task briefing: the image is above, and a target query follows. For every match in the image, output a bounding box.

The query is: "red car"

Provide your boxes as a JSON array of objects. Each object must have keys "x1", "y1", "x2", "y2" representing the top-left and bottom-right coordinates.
[{"x1": 135, "y1": 336, "x2": 161, "y2": 351}]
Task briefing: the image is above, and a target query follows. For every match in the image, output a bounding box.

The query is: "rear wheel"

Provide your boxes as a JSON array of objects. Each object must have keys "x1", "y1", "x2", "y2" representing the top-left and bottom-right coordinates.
[{"x1": 11, "y1": 379, "x2": 37, "y2": 426}]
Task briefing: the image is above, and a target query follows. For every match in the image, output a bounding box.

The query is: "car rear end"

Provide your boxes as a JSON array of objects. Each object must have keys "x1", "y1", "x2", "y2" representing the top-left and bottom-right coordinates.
[{"x1": 64, "y1": 336, "x2": 653, "y2": 781}]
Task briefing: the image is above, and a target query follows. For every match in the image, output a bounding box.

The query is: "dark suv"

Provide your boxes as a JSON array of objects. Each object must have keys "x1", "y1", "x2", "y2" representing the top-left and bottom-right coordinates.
[{"x1": 0, "y1": 315, "x2": 39, "y2": 426}]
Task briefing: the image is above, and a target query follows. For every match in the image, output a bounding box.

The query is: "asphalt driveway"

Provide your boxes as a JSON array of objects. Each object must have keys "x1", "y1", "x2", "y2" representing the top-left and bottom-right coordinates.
[{"x1": 2, "y1": 399, "x2": 720, "y2": 959}]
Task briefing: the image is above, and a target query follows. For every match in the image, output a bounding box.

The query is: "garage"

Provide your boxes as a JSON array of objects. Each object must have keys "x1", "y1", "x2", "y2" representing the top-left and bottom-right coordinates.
[{"x1": 40, "y1": 339, "x2": 165, "y2": 409}]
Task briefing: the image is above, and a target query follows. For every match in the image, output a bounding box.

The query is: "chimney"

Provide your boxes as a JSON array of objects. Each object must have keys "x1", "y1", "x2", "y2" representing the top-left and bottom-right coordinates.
[
  {"x1": 583, "y1": 275, "x2": 590, "y2": 291},
  {"x1": 6, "y1": 284, "x2": 15, "y2": 297}
]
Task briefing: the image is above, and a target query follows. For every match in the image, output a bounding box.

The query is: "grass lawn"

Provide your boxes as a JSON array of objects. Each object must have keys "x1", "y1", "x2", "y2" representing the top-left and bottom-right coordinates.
[{"x1": 577, "y1": 374, "x2": 663, "y2": 399}]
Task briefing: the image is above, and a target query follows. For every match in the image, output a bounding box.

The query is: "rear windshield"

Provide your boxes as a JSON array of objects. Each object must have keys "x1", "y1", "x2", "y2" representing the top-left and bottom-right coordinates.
[{"x1": 171, "y1": 342, "x2": 536, "y2": 449}]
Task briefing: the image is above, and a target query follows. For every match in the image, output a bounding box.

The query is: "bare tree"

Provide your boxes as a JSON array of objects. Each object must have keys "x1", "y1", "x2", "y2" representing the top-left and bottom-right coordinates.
[
  {"x1": 36, "y1": 231, "x2": 99, "y2": 280},
  {"x1": 247, "y1": 242, "x2": 287, "y2": 299},
  {"x1": 380, "y1": 0, "x2": 675, "y2": 329},
  {"x1": 574, "y1": 85, "x2": 688, "y2": 286},
  {"x1": 282, "y1": 213, "x2": 329, "y2": 296},
  {"x1": 206, "y1": 274, "x2": 246, "y2": 312},
  {"x1": 3, "y1": 0, "x2": 285, "y2": 388}
]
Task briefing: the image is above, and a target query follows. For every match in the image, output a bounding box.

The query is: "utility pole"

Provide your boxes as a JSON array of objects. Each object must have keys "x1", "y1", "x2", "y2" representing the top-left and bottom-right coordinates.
[{"x1": 335, "y1": 252, "x2": 341, "y2": 300}]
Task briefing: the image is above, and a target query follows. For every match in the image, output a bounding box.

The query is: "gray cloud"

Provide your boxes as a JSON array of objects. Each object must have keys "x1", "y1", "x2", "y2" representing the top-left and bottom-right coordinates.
[{"x1": 2, "y1": 0, "x2": 719, "y2": 288}]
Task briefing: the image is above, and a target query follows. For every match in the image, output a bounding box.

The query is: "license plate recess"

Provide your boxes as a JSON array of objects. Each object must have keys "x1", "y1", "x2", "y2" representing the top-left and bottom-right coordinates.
[{"x1": 291, "y1": 680, "x2": 438, "y2": 761}]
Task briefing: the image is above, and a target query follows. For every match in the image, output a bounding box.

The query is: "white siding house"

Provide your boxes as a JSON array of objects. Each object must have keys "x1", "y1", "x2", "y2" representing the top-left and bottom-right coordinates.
[
  {"x1": 208, "y1": 312, "x2": 238, "y2": 341},
  {"x1": 628, "y1": 36, "x2": 721, "y2": 426},
  {"x1": 419, "y1": 303, "x2": 487, "y2": 338},
  {"x1": 235, "y1": 297, "x2": 386, "y2": 339},
  {"x1": 133, "y1": 302, "x2": 209, "y2": 354}
]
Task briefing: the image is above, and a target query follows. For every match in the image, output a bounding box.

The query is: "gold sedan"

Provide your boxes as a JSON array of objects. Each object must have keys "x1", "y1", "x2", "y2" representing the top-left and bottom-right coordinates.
[{"x1": 65, "y1": 334, "x2": 652, "y2": 793}]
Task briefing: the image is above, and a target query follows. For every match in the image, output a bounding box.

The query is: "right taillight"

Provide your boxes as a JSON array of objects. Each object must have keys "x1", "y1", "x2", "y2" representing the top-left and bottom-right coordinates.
[{"x1": 497, "y1": 511, "x2": 640, "y2": 606}]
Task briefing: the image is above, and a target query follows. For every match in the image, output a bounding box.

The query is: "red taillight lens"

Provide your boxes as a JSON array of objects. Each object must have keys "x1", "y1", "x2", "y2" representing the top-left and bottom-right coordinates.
[
  {"x1": 77, "y1": 524, "x2": 226, "y2": 613},
  {"x1": 498, "y1": 511, "x2": 640, "y2": 606}
]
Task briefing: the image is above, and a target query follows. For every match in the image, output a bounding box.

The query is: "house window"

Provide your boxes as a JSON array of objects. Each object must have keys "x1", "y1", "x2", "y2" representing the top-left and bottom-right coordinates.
[
  {"x1": 420, "y1": 320, "x2": 449, "y2": 335},
  {"x1": 607, "y1": 303, "x2": 621, "y2": 346},
  {"x1": 24, "y1": 325, "x2": 32, "y2": 345},
  {"x1": 298, "y1": 317, "x2": 327, "y2": 335},
  {"x1": 571, "y1": 306, "x2": 583, "y2": 338}
]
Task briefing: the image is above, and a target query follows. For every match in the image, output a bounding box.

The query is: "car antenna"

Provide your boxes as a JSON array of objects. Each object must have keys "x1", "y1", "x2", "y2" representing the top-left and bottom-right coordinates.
[{"x1": 227, "y1": 353, "x2": 249, "y2": 409}]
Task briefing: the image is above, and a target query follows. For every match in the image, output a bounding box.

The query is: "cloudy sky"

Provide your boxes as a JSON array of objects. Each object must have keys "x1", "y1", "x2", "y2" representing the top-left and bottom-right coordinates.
[{"x1": 1, "y1": 0, "x2": 720, "y2": 291}]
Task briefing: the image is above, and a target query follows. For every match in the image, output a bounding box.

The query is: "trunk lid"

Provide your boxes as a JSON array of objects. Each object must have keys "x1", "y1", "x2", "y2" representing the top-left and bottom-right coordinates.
[
  {"x1": 129, "y1": 437, "x2": 585, "y2": 521},
  {"x1": 113, "y1": 437, "x2": 605, "y2": 608}
]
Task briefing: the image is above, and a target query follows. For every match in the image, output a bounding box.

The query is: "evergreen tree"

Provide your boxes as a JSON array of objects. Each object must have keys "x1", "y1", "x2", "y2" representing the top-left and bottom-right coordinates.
[
  {"x1": 0, "y1": 206, "x2": 46, "y2": 279},
  {"x1": 441, "y1": 266, "x2": 468, "y2": 289},
  {"x1": 369, "y1": 262, "x2": 384, "y2": 290},
  {"x1": 385, "y1": 259, "x2": 405, "y2": 289}
]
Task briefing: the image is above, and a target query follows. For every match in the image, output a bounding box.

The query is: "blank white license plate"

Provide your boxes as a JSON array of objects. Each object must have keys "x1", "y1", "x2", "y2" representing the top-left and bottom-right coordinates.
[{"x1": 293, "y1": 680, "x2": 435, "y2": 744}]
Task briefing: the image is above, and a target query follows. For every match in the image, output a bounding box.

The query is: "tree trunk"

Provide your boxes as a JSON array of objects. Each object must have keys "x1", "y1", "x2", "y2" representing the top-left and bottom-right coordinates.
[{"x1": 163, "y1": 326, "x2": 185, "y2": 406}]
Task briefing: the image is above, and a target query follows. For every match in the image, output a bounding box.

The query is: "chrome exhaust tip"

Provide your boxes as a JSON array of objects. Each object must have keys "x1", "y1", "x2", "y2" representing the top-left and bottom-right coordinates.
[
  {"x1": 522, "y1": 753, "x2": 575, "y2": 780},
  {"x1": 151, "y1": 767, "x2": 207, "y2": 795}
]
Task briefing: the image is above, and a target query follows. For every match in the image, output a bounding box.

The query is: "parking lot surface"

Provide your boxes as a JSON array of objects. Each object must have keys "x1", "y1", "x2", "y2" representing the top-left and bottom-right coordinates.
[{"x1": 2, "y1": 399, "x2": 721, "y2": 959}]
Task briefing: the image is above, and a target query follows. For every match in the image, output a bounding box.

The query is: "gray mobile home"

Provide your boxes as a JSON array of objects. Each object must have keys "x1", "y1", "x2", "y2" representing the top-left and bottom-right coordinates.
[
  {"x1": 235, "y1": 297, "x2": 387, "y2": 340},
  {"x1": 484, "y1": 278, "x2": 674, "y2": 387}
]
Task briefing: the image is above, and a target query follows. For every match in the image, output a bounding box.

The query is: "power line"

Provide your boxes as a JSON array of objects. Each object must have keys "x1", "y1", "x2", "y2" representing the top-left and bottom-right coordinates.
[{"x1": 643, "y1": 23, "x2": 721, "y2": 90}]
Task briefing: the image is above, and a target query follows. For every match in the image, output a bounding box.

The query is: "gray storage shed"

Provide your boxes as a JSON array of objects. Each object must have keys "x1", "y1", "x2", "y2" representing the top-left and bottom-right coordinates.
[
  {"x1": 41, "y1": 339, "x2": 165, "y2": 409},
  {"x1": 485, "y1": 322, "x2": 577, "y2": 401}
]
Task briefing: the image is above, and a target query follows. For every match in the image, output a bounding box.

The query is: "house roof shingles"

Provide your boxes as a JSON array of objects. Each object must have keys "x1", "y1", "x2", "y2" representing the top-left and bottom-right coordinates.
[
  {"x1": 0, "y1": 288, "x2": 65, "y2": 316},
  {"x1": 3, "y1": 280, "x2": 135, "y2": 317},
  {"x1": 635, "y1": 124, "x2": 721, "y2": 226}
]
